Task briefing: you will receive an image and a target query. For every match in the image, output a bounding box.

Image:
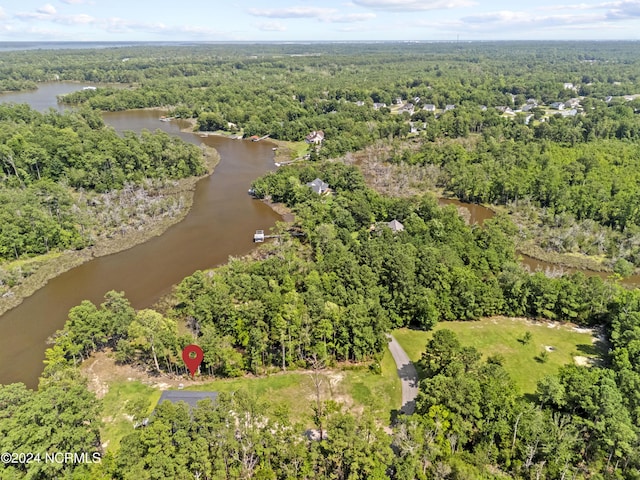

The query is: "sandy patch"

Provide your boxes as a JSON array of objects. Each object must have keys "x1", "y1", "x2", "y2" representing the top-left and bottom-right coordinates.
[
  {"x1": 574, "y1": 356, "x2": 596, "y2": 367},
  {"x1": 80, "y1": 349, "x2": 203, "y2": 398}
]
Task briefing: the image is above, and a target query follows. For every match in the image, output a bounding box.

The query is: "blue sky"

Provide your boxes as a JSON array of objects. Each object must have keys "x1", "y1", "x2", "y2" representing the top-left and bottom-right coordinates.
[{"x1": 1, "y1": 0, "x2": 639, "y2": 41}]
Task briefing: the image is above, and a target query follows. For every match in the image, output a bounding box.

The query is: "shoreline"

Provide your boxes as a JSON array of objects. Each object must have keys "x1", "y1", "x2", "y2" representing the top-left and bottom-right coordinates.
[
  {"x1": 0, "y1": 147, "x2": 220, "y2": 318},
  {"x1": 345, "y1": 145, "x2": 626, "y2": 277}
]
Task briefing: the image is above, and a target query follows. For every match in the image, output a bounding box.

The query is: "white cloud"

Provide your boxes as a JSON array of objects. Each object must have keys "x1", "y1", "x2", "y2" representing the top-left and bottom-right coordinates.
[
  {"x1": 55, "y1": 13, "x2": 95, "y2": 25},
  {"x1": 248, "y1": 6, "x2": 376, "y2": 23},
  {"x1": 464, "y1": 10, "x2": 599, "y2": 24},
  {"x1": 248, "y1": 6, "x2": 337, "y2": 18},
  {"x1": 457, "y1": 1, "x2": 640, "y2": 30},
  {"x1": 323, "y1": 12, "x2": 376, "y2": 22},
  {"x1": 603, "y1": 0, "x2": 640, "y2": 18},
  {"x1": 16, "y1": 8, "x2": 95, "y2": 25},
  {"x1": 100, "y1": 17, "x2": 222, "y2": 36},
  {"x1": 0, "y1": 7, "x2": 6, "y2": 19},
  {"x1": 61, "y1": 0, "x2": 91, "y2": 3},
  {"x1": 256, "y1": 21, "x2": 287, "y2": 31},
  {"x1": 37, "y1": 4, "x2": 57, "y2": 15},
  {"x1": 352, "y1": 0, "x2": 476, "y2": 11},
  {"x1": 537, "y1": 3, "x2": 594, "y2": 10}
]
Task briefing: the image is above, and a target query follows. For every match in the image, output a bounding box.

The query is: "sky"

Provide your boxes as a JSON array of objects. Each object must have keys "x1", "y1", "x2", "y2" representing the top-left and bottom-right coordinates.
[{"x1": 0, "y1": 0, "x2": 639, "y2": 42}]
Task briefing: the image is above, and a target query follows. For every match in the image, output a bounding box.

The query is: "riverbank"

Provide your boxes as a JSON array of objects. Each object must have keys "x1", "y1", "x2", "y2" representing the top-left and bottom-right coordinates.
[
  {"x1": 0, "y1": 146, "x2": 220, "y2": 318},
  {"x1": 342, "y1": 142, "x2": 628, "y2": 277},
  {"x1": 178, "y1": 117, "x2": 309, "y2": 165}
]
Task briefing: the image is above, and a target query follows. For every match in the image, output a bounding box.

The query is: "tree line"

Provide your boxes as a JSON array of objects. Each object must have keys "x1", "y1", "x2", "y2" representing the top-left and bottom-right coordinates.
[
  {"x1": 0, "y1": 104, "x2": 205, "y2": 261},
  {"x1": 42, "y1": 163, "x2": 617, "y2": 379},
  {"x1": 3, "y1": 162, "x2": 640, "y2": 478}
]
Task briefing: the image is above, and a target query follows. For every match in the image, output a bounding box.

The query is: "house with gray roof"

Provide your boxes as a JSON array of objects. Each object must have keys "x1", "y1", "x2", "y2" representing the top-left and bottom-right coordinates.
[
  {"x1": 387, "y1": 219, "x2": 405, "y2": 233},
  {"x1": 306, "y1": 178, "x2": 330, "y2": 195}
]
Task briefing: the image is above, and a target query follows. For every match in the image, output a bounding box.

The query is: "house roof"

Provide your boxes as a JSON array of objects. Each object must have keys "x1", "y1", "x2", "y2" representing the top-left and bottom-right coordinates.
[
  {"x1": 306, "y1": 178, "x2": 329, "y2": 194},
  {"x1": 157, "y1": 391, "x2": 218, "y2": 409},
  {"x1": 387, "y1": 219, "x2": 405, "y2": 232},
  {"x1": 305, "y1": 130, "x2": 325, "y2": 143}
]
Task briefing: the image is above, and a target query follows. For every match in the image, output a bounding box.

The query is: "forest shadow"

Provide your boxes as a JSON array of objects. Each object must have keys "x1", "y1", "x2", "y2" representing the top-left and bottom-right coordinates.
[{"x1": 576, "y1": 343, "x2": 601, "y2": 356}]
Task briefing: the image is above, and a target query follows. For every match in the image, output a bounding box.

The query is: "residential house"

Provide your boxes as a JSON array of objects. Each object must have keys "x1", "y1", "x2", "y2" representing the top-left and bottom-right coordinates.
[
  {"x1": 565, "y1": 98, "x2": 581, "y2": 109},
  {"x1": 399, "y1": 103, "x2": 414, "y2": 115},
  {"x1": 387, "y1": 219, "x2": 405, "y2": 233},
  {"x1": 373, "y1": 102, "x2": 387, "y2": 110},
  {"x1": 423, "y1": 104, "x2": 436, "y2": 112},
  {"x1": 550, "y1": 102, "x2": 565, "y2": 110},
  {"x1": 306, "y1": 178, "x2": 330, "y2": 195},
  {"x1": 395, "y1": 97, "x2": 403, "y2": 105},
  {"x1": 305, "y1": 130, "x2": 325, "y2": 144},
  {"x1": 444, "y1": 104, "x2": 456, "y2": 112},
  {"x1": 559, "y1": 109, "x2": 578, "y2": 117}
]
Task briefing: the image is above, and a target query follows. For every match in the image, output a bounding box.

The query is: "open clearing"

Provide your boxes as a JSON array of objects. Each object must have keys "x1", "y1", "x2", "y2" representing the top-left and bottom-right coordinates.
[
  {"x1": 392, "y1": 316, "x2": 604, "y2": 395},
  {"x1": 86, "y1": 346, "x2": 400, "y2": 451}
]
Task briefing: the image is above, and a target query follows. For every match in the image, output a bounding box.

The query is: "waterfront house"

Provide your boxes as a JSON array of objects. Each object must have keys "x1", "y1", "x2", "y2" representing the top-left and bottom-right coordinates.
[
  {"x1": 305, "y1": 130, "x2": 325, "y2": 144},
  {"x1": 306, "y1": 178, "x2": 329, "y2": 195}
]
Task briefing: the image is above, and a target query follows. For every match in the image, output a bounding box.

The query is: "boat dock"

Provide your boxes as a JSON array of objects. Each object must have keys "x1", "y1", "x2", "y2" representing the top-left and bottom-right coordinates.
[{"x1": 251, "y1": 134, "x2": 271, "y2": 142}]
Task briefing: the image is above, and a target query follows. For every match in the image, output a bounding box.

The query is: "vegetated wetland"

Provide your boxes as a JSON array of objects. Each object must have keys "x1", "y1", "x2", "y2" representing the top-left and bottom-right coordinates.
[{"x1": 1, "y1": 42, "x2": 640, "y2": 479}]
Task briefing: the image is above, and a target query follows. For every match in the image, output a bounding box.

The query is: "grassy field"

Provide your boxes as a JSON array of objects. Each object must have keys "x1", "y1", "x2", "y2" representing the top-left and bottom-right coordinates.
[
  {"x1": 100, "y1": 381, "x2": 161, "y2": 450},
  {"x1": 100, "y1": 347, "x2": 400, "y2": 452},
  {"x1": 271, "y1": 139, "x2": 310, "y2": 162},
  {"x1": 392, "y1": 316, "x2": 603, "y2": 395}
]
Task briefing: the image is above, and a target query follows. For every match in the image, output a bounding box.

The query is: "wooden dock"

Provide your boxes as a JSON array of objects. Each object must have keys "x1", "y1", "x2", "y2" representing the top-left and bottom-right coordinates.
[
  {"x1": 253, "y1": 229, "x2": 304, "y2": 242},
  {"x1": 251, "y1": 134, "x2": 271, "y2": 142}
]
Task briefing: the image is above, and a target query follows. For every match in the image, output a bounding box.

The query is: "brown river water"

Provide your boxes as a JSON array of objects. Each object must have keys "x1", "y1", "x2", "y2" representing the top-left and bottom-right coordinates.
[
  {"x1": 0, "y1": 83, "x2": 637, "y2": 387},
  {"x1": 0, "y1": 84, "x2": 280, "y2": 387}
]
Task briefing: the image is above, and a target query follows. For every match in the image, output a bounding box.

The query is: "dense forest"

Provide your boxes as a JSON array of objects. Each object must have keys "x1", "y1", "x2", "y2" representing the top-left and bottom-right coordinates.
[
  {"x1": 2, "y1": 42, "x2": 640, "y2": 479},
  {"x1": 7, "y1": 41, "x2": 636, "y2": 268},
  {"x1": 16, "y1": 162, "x2": 637, "y2": 479},
  {"x1": 0, "y1": 104, "x2": 205, "y2": 262}
]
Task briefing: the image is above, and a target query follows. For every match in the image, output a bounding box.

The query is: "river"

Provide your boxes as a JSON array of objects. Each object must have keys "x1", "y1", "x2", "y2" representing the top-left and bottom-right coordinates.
[
  {"x1": 0, "y1": 83, "x2": 637, "y2": 387},
  {"x1": 439, "y1": 198, "x2": 640, "y2": 285},
  {"x1": 0, "y1": 83, "x2": 281, "y2": 387}
]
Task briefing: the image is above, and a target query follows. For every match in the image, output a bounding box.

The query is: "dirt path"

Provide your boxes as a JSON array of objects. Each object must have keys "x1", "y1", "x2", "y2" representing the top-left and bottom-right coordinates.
[{"x1": 386, "y1": 334, "x2": 419, "y2": 414}]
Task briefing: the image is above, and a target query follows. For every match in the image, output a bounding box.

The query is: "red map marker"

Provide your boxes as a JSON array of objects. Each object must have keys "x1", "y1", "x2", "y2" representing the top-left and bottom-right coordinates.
[{"x1": 182, "y1": 344, "x2": 204, "y2": 378}]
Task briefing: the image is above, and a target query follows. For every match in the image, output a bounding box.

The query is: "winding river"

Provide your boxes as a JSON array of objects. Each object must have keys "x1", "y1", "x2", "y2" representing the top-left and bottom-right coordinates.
[
  {"x1": 0, "y1": 84, "x2": 280, "y2": 387},
  {"x1": 0, "y1": 83, "x2": 637, "y2": 388}
]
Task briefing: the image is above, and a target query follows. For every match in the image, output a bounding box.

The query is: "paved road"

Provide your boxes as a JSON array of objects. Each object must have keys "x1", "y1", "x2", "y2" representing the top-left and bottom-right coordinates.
[{"x1": 386, "y1": 334, "x2": 419, "y2": 415}]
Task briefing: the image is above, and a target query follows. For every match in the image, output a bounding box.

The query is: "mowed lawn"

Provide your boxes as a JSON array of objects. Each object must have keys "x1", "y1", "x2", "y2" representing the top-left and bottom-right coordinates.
[
  {"x1": 392, "y1": 316, "x2": 603, "y2": 395},
  {"x1": 101, "y1": 347, "x2": 401, "y2": 451}
]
